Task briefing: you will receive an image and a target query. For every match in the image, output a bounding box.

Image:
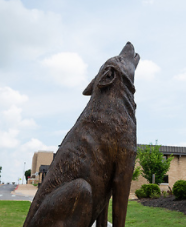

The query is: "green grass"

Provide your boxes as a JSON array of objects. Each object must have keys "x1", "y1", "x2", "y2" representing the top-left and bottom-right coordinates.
[
  {"x1": 1, "y1": 200, "x2": 186, "y2": 226},
  {"x1": 108, "y1": 200, "x2": 186, "y2": 226},
  {"x1": 0, "y1": 201, "x2": 30, "y2": 227}
]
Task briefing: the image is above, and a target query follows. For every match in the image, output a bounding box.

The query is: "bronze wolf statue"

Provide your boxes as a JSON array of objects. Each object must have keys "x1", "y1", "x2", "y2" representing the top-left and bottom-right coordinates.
[{"x1": 23, "y1": 42, "x2": 140, "y2": 227}]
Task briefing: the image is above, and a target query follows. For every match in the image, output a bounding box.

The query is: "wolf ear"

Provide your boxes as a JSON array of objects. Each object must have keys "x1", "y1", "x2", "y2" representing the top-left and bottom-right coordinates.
[
  {"x1": 97, "y1": 68, "x2": 116, "y2": 88},
  {"x1": 83, "y1": 78, "x2": 95, "y2": 96}
]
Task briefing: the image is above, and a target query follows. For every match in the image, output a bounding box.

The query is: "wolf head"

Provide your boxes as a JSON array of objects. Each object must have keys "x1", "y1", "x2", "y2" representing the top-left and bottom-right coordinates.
[{"x1": 83, "y1": 42, "x2": 140, "y2": 96}]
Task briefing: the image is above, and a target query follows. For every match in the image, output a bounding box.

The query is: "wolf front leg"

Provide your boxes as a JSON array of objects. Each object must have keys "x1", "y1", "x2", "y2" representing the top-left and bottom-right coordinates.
[
  {"x1": 24, "y1": 178, "x2": 93, "y2": 227},
  {"x1": 112, "y1": 152, "x2": 136, "y2": 227},
  {"x1": 96, "y1": 200, "x2": 109, "y2": 227}
]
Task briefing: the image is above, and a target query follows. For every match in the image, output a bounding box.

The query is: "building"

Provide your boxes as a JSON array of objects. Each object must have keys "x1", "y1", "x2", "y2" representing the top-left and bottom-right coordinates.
[
  {"x1": 29, "y1": 145, "x2": 186, "y2": 192},
  {"x1": 28, "y1": 151, "x2": 54, "y2": 184},
  {"x1": 130, "y1": 145, "x2": 186, "y2": 193}
]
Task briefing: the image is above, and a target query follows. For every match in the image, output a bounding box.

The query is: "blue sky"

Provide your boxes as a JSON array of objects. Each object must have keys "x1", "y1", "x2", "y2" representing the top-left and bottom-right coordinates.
[{"x1": 0, "y1": 0, "x2": 186, "y2": 183}]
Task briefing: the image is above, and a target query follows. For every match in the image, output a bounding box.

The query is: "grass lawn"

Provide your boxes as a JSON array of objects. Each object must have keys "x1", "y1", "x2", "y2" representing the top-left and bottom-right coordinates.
[
  {"x1": 108, "y1": 200, "x2": 186, "y2": 226},
  {"x1": 0, "y1": 201, "x2": 30, "y2": 227},
  {"x1": 1, "y1": 200, "x2": 186, "y2": 226}
]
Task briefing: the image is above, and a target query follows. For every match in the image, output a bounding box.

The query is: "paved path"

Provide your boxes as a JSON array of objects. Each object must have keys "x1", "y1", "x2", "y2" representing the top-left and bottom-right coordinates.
[{"x1": 0, "y1": 184, "x2": 35, "y2": 202}]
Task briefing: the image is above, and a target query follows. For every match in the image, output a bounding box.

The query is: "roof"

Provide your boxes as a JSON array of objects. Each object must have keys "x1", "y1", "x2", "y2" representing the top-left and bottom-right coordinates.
[{"x1": 137, "y1": 144, "x2": 186, "y2": 156}]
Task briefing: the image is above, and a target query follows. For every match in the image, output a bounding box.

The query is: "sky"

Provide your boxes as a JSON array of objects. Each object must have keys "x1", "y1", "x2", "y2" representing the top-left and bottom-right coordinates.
[{"x1": 0, "y1": 0, "x2": 186, "y2": 183}]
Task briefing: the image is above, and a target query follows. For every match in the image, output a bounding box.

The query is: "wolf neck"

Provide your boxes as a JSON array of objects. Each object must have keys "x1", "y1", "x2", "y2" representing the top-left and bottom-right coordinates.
[{"x1": 83, "y1": 86, "x2": 136, "y2": 125}]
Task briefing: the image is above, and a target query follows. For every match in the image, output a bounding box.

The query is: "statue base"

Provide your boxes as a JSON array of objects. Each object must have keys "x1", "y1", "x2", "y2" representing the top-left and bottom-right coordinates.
[{"x1": 92, "y1": 222, "x2": 112, "y2": 227}]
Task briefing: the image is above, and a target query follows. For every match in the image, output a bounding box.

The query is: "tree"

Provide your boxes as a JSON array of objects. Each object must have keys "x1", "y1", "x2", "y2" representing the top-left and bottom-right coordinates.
[
  {"x1": 25, "y1": 169, "x2": 31, "y2": 181},
  {"x1": 137, "y1": 143, "x2": 173, "y2": 184},
  {"x1": 132, "y1": 162, "x2": 141, "y2": 181}
]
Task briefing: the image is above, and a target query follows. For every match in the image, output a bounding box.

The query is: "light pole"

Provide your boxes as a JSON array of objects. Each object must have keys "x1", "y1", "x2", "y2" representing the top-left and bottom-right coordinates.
[{"x1": 22, "y1": 162, "x2": 26, "y2": 184}]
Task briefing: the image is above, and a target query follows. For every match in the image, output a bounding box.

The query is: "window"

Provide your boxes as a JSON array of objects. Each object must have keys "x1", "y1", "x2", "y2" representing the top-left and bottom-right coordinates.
[{"x1": 162, "y1": 175, "x2": 169, "y2": 184}]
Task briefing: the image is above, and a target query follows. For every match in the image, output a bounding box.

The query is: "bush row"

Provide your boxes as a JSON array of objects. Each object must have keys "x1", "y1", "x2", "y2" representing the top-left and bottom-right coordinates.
[{"x1": 135, "y1": 180, "x2": 186, "y2": 200}]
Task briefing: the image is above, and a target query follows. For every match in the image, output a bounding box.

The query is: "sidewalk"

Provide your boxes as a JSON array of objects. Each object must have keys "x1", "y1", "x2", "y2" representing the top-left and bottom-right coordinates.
[
  {"x1": 129, "y1": 193, "x2": 137, "y2": 200},
  {"x1": 11, "y1": 184, "x2": 38, "y2": 197},
  {"x1": 11, "y1": 184, "x2": 137, "y2": 199}
]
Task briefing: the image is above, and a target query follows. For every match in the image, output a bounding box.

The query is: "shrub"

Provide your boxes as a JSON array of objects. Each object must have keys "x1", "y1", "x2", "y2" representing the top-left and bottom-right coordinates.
[
  {"x1": 162, "y1": 191, "x2": 169, "y2": 198},
  {"x1": 150, "y1": 191, "x2": 161, "y2": 199},
  {"x1": 135, "y1": 184, "x2": 161, "y2": 199},
  {"x1": 173, "y1": 180, "x2": 186, "y2": 200},
  {"x1": 135, "y1": 189, "x2": 147, "y2": 199},
  {"x1": 141, "y1": 184, "x2": 161, "y2": 198}
]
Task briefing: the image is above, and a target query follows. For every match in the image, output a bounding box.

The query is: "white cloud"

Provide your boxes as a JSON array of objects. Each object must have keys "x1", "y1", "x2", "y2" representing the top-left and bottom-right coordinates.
[
  {"x1": 2, "y1": 105, "x2": 38, "y2": 129},
  {"x1": 41, "y1": 52, "x2": 88, "y2": 87},
  {"x1": 0, "y1": 86, "x2": 28, "y2": 108},
  {"x1": 20, "y1": 119, "x2": 38, "y2": 128},
  {"x1": 0, "y1": 0, "x2": 63, "y2": 66},
  {"x1": 3, "y1": 105, "x2": 22, "y2": 123},
  {"x1": 135, "y1": 59, "x2": 161, "y2": 80},
  {"x1": 0, "y1": 129, "x2": 19, "y2": 148},
  {"x1": 21, "y1": 138, "x2": 57, "y2": 152},
  {"x1": 173, "y1": 68, "x2": 186, "y2": 81}
]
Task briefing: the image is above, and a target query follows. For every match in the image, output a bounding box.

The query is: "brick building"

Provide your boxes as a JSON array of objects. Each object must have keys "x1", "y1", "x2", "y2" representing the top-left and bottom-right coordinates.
[
  {"x1": 28, "y1": 151, "x2": 54, "y2": 184},
  {"x1": 29, "y1": 145, "x2": 186, "y2": 191},
  {"x1": 130, "y1": 145, "x2": 186, "y2": 193}
]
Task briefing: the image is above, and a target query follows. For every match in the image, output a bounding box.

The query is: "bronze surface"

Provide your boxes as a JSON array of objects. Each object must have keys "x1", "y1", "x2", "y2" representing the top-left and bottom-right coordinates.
[{"x1": 23, "y1": 42, "x2": 140, "y2": 227}]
